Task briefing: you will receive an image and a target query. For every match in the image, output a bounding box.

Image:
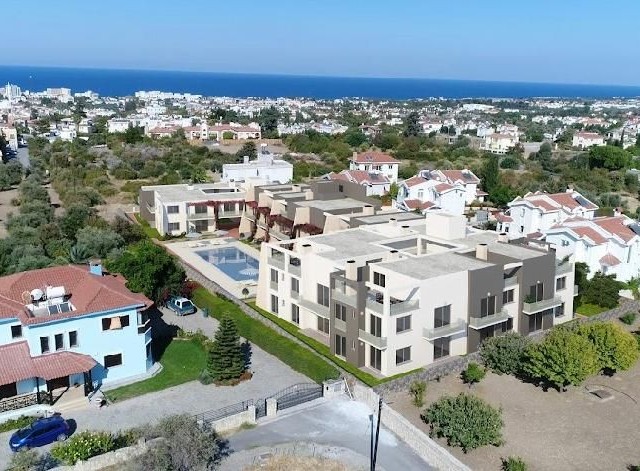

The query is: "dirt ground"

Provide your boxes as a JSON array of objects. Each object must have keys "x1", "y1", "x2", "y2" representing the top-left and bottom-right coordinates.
[
  {"x1": 0, "y1": 186, "x2": 63, "y2": 238},
  {"x1": 387, "y1": 321, "x2": 640, "y2": 471},
  {"x1": 214, "y1": 140, "x2": 290, "y2": 155}
]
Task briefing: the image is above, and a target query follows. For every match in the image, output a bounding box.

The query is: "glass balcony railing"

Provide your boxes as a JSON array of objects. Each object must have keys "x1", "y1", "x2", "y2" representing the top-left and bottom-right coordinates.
[
  {"x1": 522, "y1": 297, "x2": 562, "y2": 314},
  {"x1": 469, "y1": 310, "x2": 511, "y2": 330},
  {"x1": 423, "y1": 319, "x2": 467, "y2": 340},
  {"x1": 358, "y1": 329, "x2": 387, "y2": 349},
  {"x1": 334, "y1": 317, "x2": 347, "y2": 332}
]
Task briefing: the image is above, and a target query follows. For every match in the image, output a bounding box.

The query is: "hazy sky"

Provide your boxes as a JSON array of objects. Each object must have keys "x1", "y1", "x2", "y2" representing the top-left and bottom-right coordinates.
[{"x1": 5, "y1": 0, "x2": 639, "y2": 85}]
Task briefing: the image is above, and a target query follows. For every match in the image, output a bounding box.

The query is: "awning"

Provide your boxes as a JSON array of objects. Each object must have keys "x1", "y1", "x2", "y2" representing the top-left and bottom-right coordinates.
[{"x1": 0, "y1": 341, "x2": 96, "y2": 386}]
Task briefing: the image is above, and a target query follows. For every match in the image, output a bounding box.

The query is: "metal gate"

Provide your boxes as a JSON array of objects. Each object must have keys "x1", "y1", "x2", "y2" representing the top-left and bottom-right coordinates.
[
  {"x1": 274, "y1": 383, "x2": 323, "y2": 411},
  {"x1": 255, "y1": 397, "x2": 267, "y2": 419}
]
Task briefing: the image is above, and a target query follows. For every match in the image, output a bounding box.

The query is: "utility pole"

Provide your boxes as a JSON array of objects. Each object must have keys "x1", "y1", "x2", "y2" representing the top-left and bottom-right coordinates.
[{"x1": 372, "y1": 397, "x2": 383, "y2": 471}]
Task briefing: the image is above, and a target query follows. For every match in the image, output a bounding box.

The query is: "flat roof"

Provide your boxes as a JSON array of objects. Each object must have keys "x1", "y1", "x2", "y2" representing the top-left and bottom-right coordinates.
[
  {"x1": 296, "y1": 198, "x2": 369, "y2": 212},
  {"x1": 146, "y1": 183, "x2": 244, "y2": 203},
  {"x1": 351, "y1": 211, "x2": 423, "y2": 225},
  {"x1": 306, "y1": 229, "x2": 390, "y2": 261},
  {"x1": 457, "y1": 231, "x2": 548, "y2": 260},
  {"x1": 376, "y1": 252, "x2": 493, "y2": 279}
]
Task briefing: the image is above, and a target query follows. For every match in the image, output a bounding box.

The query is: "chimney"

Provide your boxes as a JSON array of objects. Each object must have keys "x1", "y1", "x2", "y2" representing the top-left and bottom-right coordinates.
[
  {"x1": 475, "y1": 243, "x2": 488, "y2": 261},
  {"x1": 614, "y1": 207, "x2": 622, "y2": 217},
  {"x1": 387, "y1": 249, "x2": 400, "y2": 261},
  {"x1": 89, "y1": 259, "x2": 103, "y2": 276},
  {"x1": 299, "y1": 243, "x2": 312, "y2": 255},
  {"x1": 566, "y1": 185, "x2": 574, "y2": 193},
  {"x1": 362, "y1": 204, "x2": 374, "y2": 216},
  {"x1": 243, "y1": 156, "x2": 250, "y2": 164},
  {"x1": 389, "y1": 217, "x2": 397, "y2": 227},
  {"x1": 352, "y1": 151, "x2": 358, "y2": 160},
  {"x1": 401, "y1": 224, "x2": 411, "y2": 233},
  {"x1": 498, "y1": 232, "x2": 509, "y2": 243},
  {"x1": 345, "y1": 260, "x2": 357, "y2": 281}
]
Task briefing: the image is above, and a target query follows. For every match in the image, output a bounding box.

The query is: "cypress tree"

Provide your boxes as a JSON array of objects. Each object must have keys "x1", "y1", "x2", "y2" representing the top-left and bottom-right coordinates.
[{"x1": 207, "y1": 316, "x2": 245, "y2": 382}]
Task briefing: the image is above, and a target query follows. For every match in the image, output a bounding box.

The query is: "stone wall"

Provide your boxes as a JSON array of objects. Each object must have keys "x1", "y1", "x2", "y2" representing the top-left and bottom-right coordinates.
[
  {"x1": 353, "y1": 384, "x2": 470, "y2": 471},
  {"x1": 50, "y1": 438, "x2": 164, "y2": 471},
  {"x1": 210, "y1": 406, "x2": 256, "y2": 433}
]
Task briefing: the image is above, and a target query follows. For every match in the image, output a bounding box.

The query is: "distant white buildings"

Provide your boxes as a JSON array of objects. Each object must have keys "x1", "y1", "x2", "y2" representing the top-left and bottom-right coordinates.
[
  {"x1": 0, "y1": 125, "x2": 18, "y2": 149},
  {"x1": 222, "y1": 145, "x2": 292, "y2": 184},
  {"x1": 108, "y1": 118, "x2": 133, "y2": 134},
  {"x1": 277, "y1": 121, "x2": 348, "y2": 136},
  {"x1": 349, "y1": 151, "x2": 399, "y2": 183},
  {"x1": 572, "y1": 132, "x2": 605, "y2": 149},
  {"x1": 2, "y1": 83, "x2": 21, "y2": 101}
]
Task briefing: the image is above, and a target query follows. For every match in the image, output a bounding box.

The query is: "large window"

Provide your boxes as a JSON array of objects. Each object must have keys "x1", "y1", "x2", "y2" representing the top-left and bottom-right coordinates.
[
  {"x1": 104, "y1": 353, "x2": 123, "y2": 368},
  {"x1": 434, "y1": 337, "x2": 450, "y2": 360},
  {"x1": 291, "y1": 304, "x2": 299, "y2": 324},
  {"x1": 40, "y1": 336, "x2": 50, "y2": 354},
  {"x1": 370, "y1": 314, "x2": 382, "y2": 337},
  {"x1": 168, "y1": 222, "x2": 180, "y2": 232},
  {"x1": 373, "y1": 272, "x2": 386, "y2": 287},
  {"x1": 529, "y1": 282, "x2": 544, "y2": 302},
  {"x1": 529, "y1": 311, "x2": 544, "y2": 332},
  {"x1": 270, "y1": 268, "x2": 278, "y2": 287},
  {"x1": 194, "y1": 205, "x2": 207, "y2": 214},
  {"x1": 10, "y1": 325, "x2": 22, "y2": 339},
  {"x1": 167, "y1": 205, "x2": 179, "y2": 214},
  {"x1": 370, "y1": 346, "x2": 382, "y2": 371},
  {"x1": 271, "y1": 295, "x2": 279, "y2": 314},
  {"x1": 335, "y1": 335, "x2": 347, "y2": 357},
  {"x1": 69, "y1": 331, "x2": 78, "y2": 348},
  {"x1": 317, "y1": 316, "x2": 329, "y2": 334},
  {"x1": 396, "y1": 315, "x2": 411, "y2": 333},
  {"x1": 54, "y1": 333, "x2": 64, "y2": 351},
  {"x1": 434, "y1": 305, "x2": 451, "y2": 327},
  {"x1": 291, "y1": 277, "x2": 299, "y2": 294},
  {"x1": 480, "y1": 295, "x2": 496, "y2": 317},
  {"x1": 102, "y1": 315, "x2": 130, "y2": 331},
  {"x1": 556, "y1": 277, "x2": 566, "y2": 291},
  {"x1": 555, "y1": 303, "x2": 565, "y2": 318},
  {"x1": 317, "y1": 284, "x2": 330, "y2": 307},
  {"x1": 395, "y1": 346, "x2": 411, "y2": 365},
  {"x1": 503, "y1": 289, "x2": 514, "y2": 305},
  {"x1": 335, "y1": 303, "x2": 347, "y2": 322},
  {"x1": 194, "y1": 220, "x2": 208, "y2": 232}
]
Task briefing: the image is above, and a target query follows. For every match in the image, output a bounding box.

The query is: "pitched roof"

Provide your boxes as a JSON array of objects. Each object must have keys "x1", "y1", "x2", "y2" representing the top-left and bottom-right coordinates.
[
  {"x1": 404, "y1": 176, "x2": 427, "y2": 188},
  {"x1": 571, "y1": 226, "x2": 608, "y2": 245},
  {"x1": 403, "y1": 199, "x2": 435, "y2": 210},
  {"x1": 439, "y1": 169, "x2": 480, "y2": 184},
  {"x1": 496, "y1": 213, "x2": 513, "y2": 222},
  {"x1": 434, "y1": 183, "x2": 457, "y2": 193},
  {"x1": 593, "y1": 216, "x2": 636, "y2": 242},
  {"x1": 599, "y1": 253, "x2": 622, "y2": 267},
  {"x1": 326, "y1": 170, "x2": 389, "y2": 185},
  {"x1": 0, "y1": 265, "x2": 151, "y2": 325},
  {"x1": 352, "y1": 151, "x2": 399, "y2": 164}
]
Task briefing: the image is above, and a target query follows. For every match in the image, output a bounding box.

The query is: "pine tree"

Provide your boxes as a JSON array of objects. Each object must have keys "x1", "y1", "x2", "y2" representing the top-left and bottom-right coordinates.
[{"x1": 207, "y1": 316, "x2": 245, "y2": 382}]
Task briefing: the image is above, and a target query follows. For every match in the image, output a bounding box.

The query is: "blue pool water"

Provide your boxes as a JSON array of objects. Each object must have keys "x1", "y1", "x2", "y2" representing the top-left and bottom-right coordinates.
[{"x1": 196, "y1": 247, "x2": 260, "y2": 282}]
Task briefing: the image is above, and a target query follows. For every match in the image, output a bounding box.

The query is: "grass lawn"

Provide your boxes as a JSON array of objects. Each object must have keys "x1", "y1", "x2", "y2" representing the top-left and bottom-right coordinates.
[
  {"x1": 575, "y1": 303, "x2": 608, "y2": 317},
  {"x1": 105, "y1": 338, "x2": 206, "y2": 403},
  {"x1": 134, "y1": 213, "x2": 161, "y2": 240},
  {"x1": 192, "y1": 288, "x2": 340, "y2": 384}
]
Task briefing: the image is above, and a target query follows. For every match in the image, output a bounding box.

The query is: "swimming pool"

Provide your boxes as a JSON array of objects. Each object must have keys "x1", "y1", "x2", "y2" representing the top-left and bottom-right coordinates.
[{"x1": 196, "y1": 246, "x2": 260, "y2": 282}]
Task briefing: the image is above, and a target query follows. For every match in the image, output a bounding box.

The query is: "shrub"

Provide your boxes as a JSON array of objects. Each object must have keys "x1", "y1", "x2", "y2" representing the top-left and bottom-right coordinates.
[
  {"x1": 619, "y1": 312, "x2": 637, "y2": 325},
  {"x1": 0, "y1": 415, "x2": 35, "y2": 433},
  {"x1": 461, "y1": 362, "x2": 486, "y2": 387},
  {"x1": 409, "y1": 380, "x2": 427, "y2": 407},
  {"x1": 51, "y1": 431, "x2": 115, "y2": 465},
  {"x1": 7, "y1": 449, "x2": 51, "y2": 471},
  {"x1": 577, "y1": 322, "x2": 639, "y2": 374},
  {"x1": 479, "y1": 332, "x2": 531, "y2": 376},
  {"x1": 522, "y1": 328, "x2": 599, "y2": 390},
  {"x1": 421, "y1": 393, "x2": 503, "y2": 452},
  {"x1": 501, "y1": 456, "x2": 528, "y2": 471},
  {"x1": 581, "y1": 272, "x2": 624, "y2": 309}
]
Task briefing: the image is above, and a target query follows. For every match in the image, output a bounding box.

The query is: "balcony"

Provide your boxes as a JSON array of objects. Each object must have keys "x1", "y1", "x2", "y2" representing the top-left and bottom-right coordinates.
[
  {"x1": 269, "y1": 281, "x2": 279, "y2": 291},
  {"x1": 298, "y1": 297, "x2": 330, "y2": 319},
  {"x1": 288, "y1": 258, "x2": 301, "y2": 277},
  {"x1": 556, "y1": 262, "x2": 573, "y2": 276},
  {"x1": 187, "y1": 212, "x2": 214, "y2": 221},
  {"x1": 522, "y1": 297, "x2": 563, "y2": 314},
  {"x1": 268, "y1": 255, "x2": 285, "y2": 270},
  {"x1": 390, "y1": 299, "x2": 419, "y2": 316},
  {"x1": 358, "y1": 329, "x2": 387, "y2": 349},
  {"x1": 504, "y1": 276, "x2": 518, "y2": 288},
  {"x1": 218, "y1": 211, "x2": 241, "y2": 219},
  {"x1": 469, "y1": 310, "x2": 511, "y2": 330},
  {"x1": 423, "y1": 319, "x2": 467, "y2": 341},
  {"x1": 334, "y1": 317, "x2": 347, "y2": 332},
  {"x1": 365, "y1": 292, "x2": 418, "y2": 316},
  {"x1": 291, "y1": 291, "x2": 299, "y2": 300},
  {"x1": 365, "y1": 295, "x2": 384, "y2": 314},
  {"x1": 332, "y1": 288, "x2": 357, "y2": 307}
]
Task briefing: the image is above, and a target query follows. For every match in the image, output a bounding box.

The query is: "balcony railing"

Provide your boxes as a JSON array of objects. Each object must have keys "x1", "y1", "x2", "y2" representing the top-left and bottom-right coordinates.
[
  {"x1": 358, "y1": 329, "x2": 387, "y2": 349},
  {"x1": 187, "y1": 212, "x2": 215, "y2": 220},
  {"x1": 504, "y1": 276, "x2": 518, "y2": 288},
  {"x1": 268, "y1": 256, "x2": 285, "y2": 270},
  {"x1": 269, "y1": 281, "x2": 279, "y2": 291},
  {"x1": 332, "y1": 288, "x2": 357, "y2": 307},
  {"x1": 423, "y1": 319, "x2": 467, "y2": 340},
  {"x1": 522, "y1": 297, "x2": 562, "y2": 314},
  {"x1": 288, "y1": 263, "x2": 301, "y2": 277},
  {"x1": 334, "y1": 317, "x2": 347, "y2": 332},
  {"x1": 298, "y1": 297, "x2": 330, "y2": 319},
  {"x1": 291, "y1": 291, "x2": 299, "y2": 300},
  {"x1": 556, "y1": 262, "x2": 573, "y2": 276},
  {"x1": 469, "y1": 310, "x2": 511, "y2": 330},
  {"x1": 365, "y1": 296, "x2": 384, "y2": 314},
  {"x1": 390, "y1": 299, "x2": 419, "y2": 316}
]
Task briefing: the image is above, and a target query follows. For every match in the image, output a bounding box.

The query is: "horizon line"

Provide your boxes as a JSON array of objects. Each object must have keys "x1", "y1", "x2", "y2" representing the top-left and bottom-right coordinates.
[{"x1": 2, "y1": 63, "x2": 640, "y2": 90}]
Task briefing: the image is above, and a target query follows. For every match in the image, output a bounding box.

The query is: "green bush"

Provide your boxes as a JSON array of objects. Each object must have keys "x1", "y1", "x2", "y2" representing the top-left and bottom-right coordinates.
[
  {"x1": 421, "y1": 393, "x2": 503, "y2": 452},
  {"x1": 461, "y1": 362, "x2": 486, "y2": 387},
  {"x1": 7, "y1": 449, "x2": 49, "y2": 471},
  {"x1": 479, "y1": 332, "x2": 531, "y2": 376},
  {"x1": 501, "y1": 456, "x2": 528, "y2": 471},
  {"x1": 522, "y1": 328, "x2": 599, "y2": 390},
  {"x1": 0, "y1": 415, "x2": 35, "y2": 433},
  {"x1": 51, "y1": 431, "x2": 115, "y2": 465},
  {"x1": 409, "y1": 380, "x2": 427, "y2": 407},
  {"x1": 619, "y1": 312, "x2": 637, "y2": 325},
  {"x1": 577, "y1": 322, "x2": 639, "y2": 374}
]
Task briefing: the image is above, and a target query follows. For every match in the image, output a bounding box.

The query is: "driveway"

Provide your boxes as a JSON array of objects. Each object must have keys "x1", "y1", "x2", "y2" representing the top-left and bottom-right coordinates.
[{"x1": 222, "y1": 398, "x2": 433, "y2": 471}]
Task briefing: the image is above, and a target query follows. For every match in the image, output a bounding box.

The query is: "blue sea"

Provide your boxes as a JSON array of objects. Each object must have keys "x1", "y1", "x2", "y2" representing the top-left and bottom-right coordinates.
[{"x1": 1, "y1": 65, "x2": 640, "y2": 100}]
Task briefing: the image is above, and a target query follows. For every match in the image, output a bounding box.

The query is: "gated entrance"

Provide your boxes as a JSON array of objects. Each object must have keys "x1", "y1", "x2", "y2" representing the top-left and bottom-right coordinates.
[
  {"x1": 273, "y1": 383, "x2": 323, "y2": 411},
  {"x1": 255, "y1": 397, "x2": 267, "y2": 419}
]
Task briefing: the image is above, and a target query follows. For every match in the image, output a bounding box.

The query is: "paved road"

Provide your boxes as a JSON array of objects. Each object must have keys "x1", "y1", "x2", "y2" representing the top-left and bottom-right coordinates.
[{"x1": 223, "y1": 399, "x2": 433, "y2": 471}]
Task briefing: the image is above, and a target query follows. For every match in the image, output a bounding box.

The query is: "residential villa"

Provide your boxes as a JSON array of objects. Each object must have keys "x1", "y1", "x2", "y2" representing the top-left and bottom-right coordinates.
[
  {"x1": 0, "y1": 263, "x2": 152, "y2": 408},
  {"x1": 572, "y1": 132, "x2": 605, "y2": 149},
  {"x1": 222, "y1": 144, "x2": 293, "y2": 184},
  {"x1": 256, "y1": 213, "x2": 576, "y2": 377},
  {"x1": 147, "y1": 122, "x2": 262, "y2": 141},
  {"x1": 481, "y1": 133, "x2": 518, "y2": 154},
  {"x1": 349, "y1": 151, "x2": 399, "y2": 183},
  {"x1": 323, "y1": 170, "x2": 391, "y2": 197}
]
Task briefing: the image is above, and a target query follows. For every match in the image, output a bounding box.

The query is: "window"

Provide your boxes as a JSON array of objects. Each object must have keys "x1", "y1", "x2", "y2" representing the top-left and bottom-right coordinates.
[
  {"x1": 434, "y1": 305, "x2": 451, "y2": 327},
  {"x1": 40, "y1": 336, "x2": 50, "y2": 354},
  {"x1": 194, "y1": 205, "x2": 207, "y2": 214},
  {"x1": 503, "y1": 289, "x2": 514, "y2": 304},
  {"x1": 529, "y1": 282, "x2": 544, "y2": 302},
  {"x1": 370, "y1": 346, "x2": 382, "y2": 371},
  {"x1": 54, "y1": 333, "x2": 64, "y2": 351},
  {"x1": 335, "y1": 335, "x2": 347, "y2": 357},
  {"x1": 338, "y1": 184, "x2": 344, "y2": 193},
  {"x1": 396, "y1": 315, "x2": 411, "y2": 333},
  {"x1": 556, "y1": 277, "x2": 566, "y2": 291},
  {"x1": 291, "y1": 304, "x2": 299, "y2": 324},
  {"x1": 10, "y1": 325, "x2": 22, "y2": 339},
  {"x1": 167, "y1": 205, "x2": 179, "y2": 214},
  {"x1": 317, "y1": 284, "x2": 330, "y2": 307},
  {"x1": 291, "y1": 277, "x2": 299, "y2": 294},
  {"x1": 417, "y1": 189, "x2": 424, "y2": 200},
  {"x1": 168, "y1": 222, "x2": 180, "y2": 232},
  {"x1": 529, "y1": 311, "x2": 544, "y2": 332},
  {"x1": 335, "y1": 303, "x2": 347, "y2": 322},
  {"x1": 480, "y1": 295, "x2": 496, "y2": 317},
  {"x1": 271, "y1": 295, "x2": 279, "y2": 314},
  {"x1": 270, "y1": 268, "x2": 278, "y2": 286},
  {"x1": 121, "y1": 315, "x2": 130, "y2": 327},
  {"x1": 396, "y1": 346, "x2": 411, "y2": 365},
  {"x1": 104, "y1": 353, "x2": 123, "y2": 368},
  {"x1": 194, "y1": 220, "x2": 208, "y2": 232},
  {"x1": 102, "y1": 315, "x2": 129, "y2": 331},
  {"x1": 222, "y1": 202, "x2": 235, "y2": 213},
  {"x1": 373, "y1": 272, "x2": 386, "y2": 287},
  {"x1": 555, "y1": 303, "x2": 565, "y2": 318},
  {"x1": 434, "y1": 337, "x2": 450, "y2": 360},
  {"x1": 69, "y1": 331, "x2": 78, "y2": 348},
  {"x1": 317, "y1": 316, "x2": 329, "y2": 334},
  {"x1": 370, "y1": 314, "x2": 382, "y2": 337}
]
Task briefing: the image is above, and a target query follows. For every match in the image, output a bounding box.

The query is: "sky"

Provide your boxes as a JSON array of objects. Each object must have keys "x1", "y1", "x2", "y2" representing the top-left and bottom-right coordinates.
[{"x1": 4, "y1": 0, "x2": 640, "y2": 85}]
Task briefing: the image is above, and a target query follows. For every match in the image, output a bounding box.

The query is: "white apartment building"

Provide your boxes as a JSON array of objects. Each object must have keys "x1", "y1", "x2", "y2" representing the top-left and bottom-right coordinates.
[
  {"x1": 107, "y1": 119, "x2": 133, "y2": 134},
  {"x1": 349, "y1": 151, "x2": 399, "y2": 183},
  {"x1": 139, "y1": 183, "x2": 246, "y2": 236},
  {"x1": 496, "y1": 189, "x2": 598, "y2": 240},
  {"x1": 482, "y1": 133, "x2": 518, "y2": 154},
  {"x1": 545, "y1": 213, "x2": 640, "y2": 281},
  {"x1": 222, "y1": 145, "x2": 292, "y2": 184},
  {"x1": 0, "y1": 125, "x2": 18, "y2": 150},
  {"x1": 572, "y1": 132, "x2": 605, "y2": 149},
  {"x1": 256, "y1": 213, "x2": 575, "y2": 377}
]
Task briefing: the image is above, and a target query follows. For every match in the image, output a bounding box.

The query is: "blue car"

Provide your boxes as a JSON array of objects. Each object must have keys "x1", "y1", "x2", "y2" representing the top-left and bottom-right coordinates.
[{"x1": 9, "y1": 416, "x2": 70, "y2": 451}]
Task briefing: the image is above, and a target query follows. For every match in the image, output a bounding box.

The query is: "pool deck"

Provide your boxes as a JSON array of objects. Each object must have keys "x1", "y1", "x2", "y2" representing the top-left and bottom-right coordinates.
[{"x1": 165, "y1": 238, "x2": 261, "y2": 299}]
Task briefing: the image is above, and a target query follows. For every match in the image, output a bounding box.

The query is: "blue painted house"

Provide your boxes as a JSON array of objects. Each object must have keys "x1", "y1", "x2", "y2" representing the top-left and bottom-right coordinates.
[{"x1": 0, "y1": 263, "x2": 153, "y2": 405}]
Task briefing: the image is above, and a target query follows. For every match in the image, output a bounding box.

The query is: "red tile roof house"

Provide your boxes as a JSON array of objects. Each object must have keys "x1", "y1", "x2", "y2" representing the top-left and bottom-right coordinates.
[
  {"x1": 349, "y1": 151, "x2": 399, "y2": 183},
  {"x1": 0, "y1": 263, "x2": 152, "y2": 412},
  {"x1": 324, "y1": 169, "x2": 391, "y2": 196}
]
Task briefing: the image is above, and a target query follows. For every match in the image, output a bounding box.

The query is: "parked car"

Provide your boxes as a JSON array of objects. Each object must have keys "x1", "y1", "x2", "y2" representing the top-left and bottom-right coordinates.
[
  {"x1": 166, "y1": 296, "x2": 197, "y2": 316},
  {"x1": 9, "y1": 415, "x2": 69, "y2": 451}
]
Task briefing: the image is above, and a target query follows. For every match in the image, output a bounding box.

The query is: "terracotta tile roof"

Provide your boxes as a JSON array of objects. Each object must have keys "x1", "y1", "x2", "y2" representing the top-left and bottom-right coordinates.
[
  {"x1": 439, "y1": 169, "x2": 480, "y2": 184},
  {"x1": 599, "y1": 253, "x2": 622, "y2": 267},
  {"x1": 403, "y1": 199, "x2": 435, "y2": 210},
  {"x1": 496, "y1": 213, "x2": 513, "y2": 222},
  {"x1": 352, "y1": 151, "x2": 399, "y2": 164},
  {"x1": 346, "y1": 170, "x2": 389, "y2": 185},
  {"x1": 0, "y1": 341, "x2": 97, "y2": 386},
  {"x1": 547, "y1": 192, "x2": 598, "y2": 210},
  {"x1": 404, "y1": 176, "x2": 427, "y2": 188},
  {"x1": 325, "y1": 172, "x2": 350, "y2": 182},
  {"x1": 0, "y1": 265, "x2": 151, "y2": 325},
  {"x1": 571, "y1": 226, "x2": 608, "y2": 245},
  {"x1": 434, "y1": 183, "x2": 456, "y2": 193},
  {"x1": 526, "y1": 231, "x2": 544, "y2": 239},
  {"x1": 527, "y1": 198, "x2": 559, "y2": 212},
  {"x1": 148, "y1": 126, "x2": 178, "y2": 134},
  {"x1": 593, "y1": 217, "x2": 636, "y2": 242}
]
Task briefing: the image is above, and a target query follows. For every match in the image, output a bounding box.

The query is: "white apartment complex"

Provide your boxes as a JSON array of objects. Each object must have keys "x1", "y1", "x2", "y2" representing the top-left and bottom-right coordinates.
[
  {"x1": 222, "y1": 145, "x2": 292, "y2": 184},
  {"x1": 482, "y1": 133, "x2": 518, "y2": 154},
  {"x1": 256, "y1": 213, "x2": 576, "y2": 377},
  {"x1": 572, "y1": 132, "x2": 605, "y2": 149}
]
